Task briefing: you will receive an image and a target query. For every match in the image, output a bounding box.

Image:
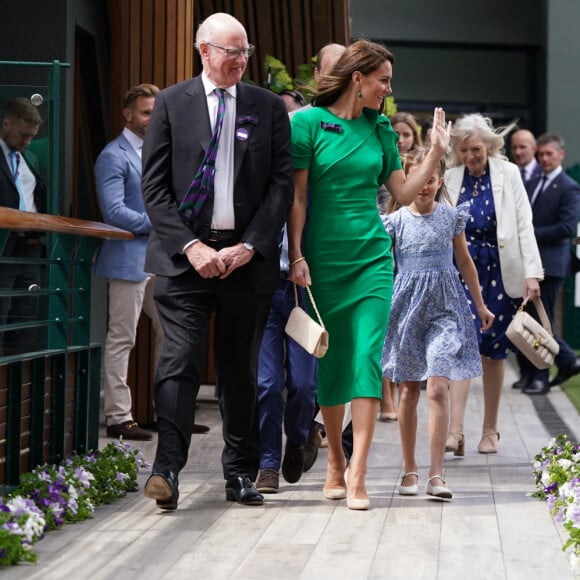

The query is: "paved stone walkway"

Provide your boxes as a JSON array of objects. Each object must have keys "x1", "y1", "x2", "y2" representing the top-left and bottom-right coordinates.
[{"x1": 8, "y1": 358, "x2": 580, "y2": 579}]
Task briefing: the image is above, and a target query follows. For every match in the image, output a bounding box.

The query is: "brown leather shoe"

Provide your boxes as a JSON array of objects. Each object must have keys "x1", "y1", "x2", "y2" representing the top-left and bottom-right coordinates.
[
  {"x1": 192, "y1": 424, "x2": 210, "y2": 434},
  {"x1": 106, "y1": 420, "x2": 153, "y2": 440}
]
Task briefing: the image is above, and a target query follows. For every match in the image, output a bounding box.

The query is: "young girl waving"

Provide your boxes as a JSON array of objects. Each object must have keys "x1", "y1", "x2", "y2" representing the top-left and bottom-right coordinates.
[{"x1": 381, "y1": 149, "x2": 494, "y2": 500}]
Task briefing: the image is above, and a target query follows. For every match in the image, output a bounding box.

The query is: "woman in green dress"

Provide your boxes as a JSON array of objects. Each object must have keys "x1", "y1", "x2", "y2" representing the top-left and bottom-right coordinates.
[{"x1": 288, "y1": 39, "x2": 450, "y2": 510}]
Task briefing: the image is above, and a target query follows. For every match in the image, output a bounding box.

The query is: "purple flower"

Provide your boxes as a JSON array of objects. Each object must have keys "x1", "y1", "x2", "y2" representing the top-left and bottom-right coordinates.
[
  {"x1": 37, "y1": 471, "x2": 52, "y2": 483},
  {"x1": 74, "y1": 467, "x2": 92, "y2": 488},
  {"x1": 2, "y1": 522, "x2": 22, "y2": 534}
]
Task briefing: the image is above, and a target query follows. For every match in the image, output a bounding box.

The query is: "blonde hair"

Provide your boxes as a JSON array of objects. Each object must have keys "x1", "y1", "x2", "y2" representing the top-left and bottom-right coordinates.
[
  {"x1": 448, "y1": 113, "x2": 517, "y2": 167},
  {"x1": 123, "y1": 83, "x2": 159, "y2": 109}
]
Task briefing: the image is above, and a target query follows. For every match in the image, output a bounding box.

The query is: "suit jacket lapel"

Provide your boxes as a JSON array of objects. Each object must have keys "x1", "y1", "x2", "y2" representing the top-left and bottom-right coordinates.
[
  {"x1": 489, "y1": 158, "x2": 504, "y2": 211},
  {"x1": 117, "y1": 133, "x2": 142, "y2": 176},
  {"x1": 233, "y1": 84, "x2": 257, "y2": 183},
  {"x1": 187, "y1": 77, "x2": 212, "y2": 153}
]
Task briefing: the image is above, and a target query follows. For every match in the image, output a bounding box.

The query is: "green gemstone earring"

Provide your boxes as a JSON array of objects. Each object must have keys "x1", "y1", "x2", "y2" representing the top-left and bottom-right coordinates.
[{"x1": 358, "y1": 89, "x2": 362, "y2": 99}]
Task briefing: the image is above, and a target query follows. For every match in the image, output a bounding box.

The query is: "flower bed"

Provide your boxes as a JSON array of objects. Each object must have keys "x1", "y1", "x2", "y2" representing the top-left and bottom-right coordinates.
[
  {"x1": 533, "y1": 434, "x2": 580, "y2": 571},
  {"x1": 0, "y1": 440, "x2": 148, "y2": 565}
]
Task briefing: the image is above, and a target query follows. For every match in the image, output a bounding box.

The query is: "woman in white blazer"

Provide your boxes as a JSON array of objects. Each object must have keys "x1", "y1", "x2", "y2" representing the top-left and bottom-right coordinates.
[{"x1": 444, "y1": 114, "x2": 543, "y2": 455}]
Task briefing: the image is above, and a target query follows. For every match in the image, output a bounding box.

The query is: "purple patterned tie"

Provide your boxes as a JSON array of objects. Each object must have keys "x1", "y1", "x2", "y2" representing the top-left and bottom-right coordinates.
[{"x1": 178, "y1": 88, "x2": 226, "y2": 224}]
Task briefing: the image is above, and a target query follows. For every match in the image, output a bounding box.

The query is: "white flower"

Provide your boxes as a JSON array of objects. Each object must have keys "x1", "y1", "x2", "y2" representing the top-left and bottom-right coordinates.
[
  {"x1": 558, "y1": 458, "x2": 573, "y2": 470},
  {"x1": 67, "y1": 484, "x2": 79, "y2": 499}
]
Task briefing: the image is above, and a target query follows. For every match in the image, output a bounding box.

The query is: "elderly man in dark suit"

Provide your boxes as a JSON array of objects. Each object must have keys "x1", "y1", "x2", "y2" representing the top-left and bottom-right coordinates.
[
  {"x1": 0, "y1": 98, "x2": 47, "y2": 355},
  {"x1": 517, "y1": 133, "x2": 580, "y2": 395},
  {"x1": 141, "y1": 12, "x2": 293, "y2": 509}
]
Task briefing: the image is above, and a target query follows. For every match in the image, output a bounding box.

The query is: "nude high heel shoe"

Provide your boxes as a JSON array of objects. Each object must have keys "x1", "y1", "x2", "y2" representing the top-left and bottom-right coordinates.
[
  {"x1": 445, "y1": 432, "x2": 465, "y2": 457},
  {"x1": 345, "y1": 466, "x2": 370, "y2": 510},
  {"x1": 478, "y1": 432, "x2": 500, "y2": 454},
  {"x1": 323, "y1": 464, "x2": 347, "y2": 500}
]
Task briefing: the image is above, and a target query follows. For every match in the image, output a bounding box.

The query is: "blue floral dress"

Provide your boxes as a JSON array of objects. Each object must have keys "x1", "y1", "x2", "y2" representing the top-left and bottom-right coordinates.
[
  {"x1": 381, "y1": 203, "x2": 482, "y2": 382},
  {"x1": 458, "y1": 166, "x2": 520, "y2": 359}
]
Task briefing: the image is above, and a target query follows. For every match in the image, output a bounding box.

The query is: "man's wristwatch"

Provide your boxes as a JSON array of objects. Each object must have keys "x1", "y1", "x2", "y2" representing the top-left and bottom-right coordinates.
[{"x1": 243, "y1": 242, "x2": 255, "y2": 252}]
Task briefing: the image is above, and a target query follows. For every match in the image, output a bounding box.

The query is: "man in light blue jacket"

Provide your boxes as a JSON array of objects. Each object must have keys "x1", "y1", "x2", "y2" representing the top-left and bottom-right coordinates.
[{"x1": 94, "y1": 83, "x2": 162, "y2": 440}]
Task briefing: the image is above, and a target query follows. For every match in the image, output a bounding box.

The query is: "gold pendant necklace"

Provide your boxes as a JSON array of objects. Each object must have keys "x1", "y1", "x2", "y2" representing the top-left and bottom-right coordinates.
[{"x1": 470, "y1": 175, "x2": 481, "y2": 197}]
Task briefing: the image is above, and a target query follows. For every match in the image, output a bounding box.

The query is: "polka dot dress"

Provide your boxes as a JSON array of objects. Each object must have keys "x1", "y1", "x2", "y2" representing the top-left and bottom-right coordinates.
[{"x1": 458, "y1": 165, "x2": 519, "y2": 359}]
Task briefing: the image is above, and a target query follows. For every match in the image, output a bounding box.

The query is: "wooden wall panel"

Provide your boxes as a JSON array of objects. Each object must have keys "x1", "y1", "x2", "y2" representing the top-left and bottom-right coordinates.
[{"x1": 107, "y1": 0, "x2": 194, "y2": 135}]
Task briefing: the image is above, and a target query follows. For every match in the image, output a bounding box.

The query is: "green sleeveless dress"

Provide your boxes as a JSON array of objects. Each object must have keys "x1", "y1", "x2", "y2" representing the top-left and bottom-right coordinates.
[{"x1": 291, "y1": 107, "x2": 401, "y2": 405}]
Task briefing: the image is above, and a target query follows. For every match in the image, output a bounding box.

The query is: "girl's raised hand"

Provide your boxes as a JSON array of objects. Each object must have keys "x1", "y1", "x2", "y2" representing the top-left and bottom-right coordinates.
[{"x1": 430, "y1": 107, "x2": 451, "y2": 157}]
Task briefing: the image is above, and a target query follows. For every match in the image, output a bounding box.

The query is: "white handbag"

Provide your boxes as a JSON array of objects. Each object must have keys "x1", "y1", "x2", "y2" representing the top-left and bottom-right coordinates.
[
  {"x1": 285, "y1": 284, "x2": 329, "y2": 358},
  {"x1": 506, "y1": 297, "x2": 559, "y2": 370}
]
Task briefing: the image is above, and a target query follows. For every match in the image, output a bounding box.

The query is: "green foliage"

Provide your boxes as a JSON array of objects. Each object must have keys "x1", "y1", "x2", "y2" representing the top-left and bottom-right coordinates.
[
  {"x1": 264, "y1": 55, "x2": 294, "y2": 93},
  {"x1": 382, "y1": 96, "x2": 397, "y2": 117}
]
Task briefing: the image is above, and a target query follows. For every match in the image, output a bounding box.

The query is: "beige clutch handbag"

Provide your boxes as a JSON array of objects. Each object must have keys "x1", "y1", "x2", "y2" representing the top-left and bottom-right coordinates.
[
  {"x1": 285, "y1": 284, "x2": 329, "y2": 358},
  {"x1": 506, "y1": 297, "x2": 559, "y2": 369}
]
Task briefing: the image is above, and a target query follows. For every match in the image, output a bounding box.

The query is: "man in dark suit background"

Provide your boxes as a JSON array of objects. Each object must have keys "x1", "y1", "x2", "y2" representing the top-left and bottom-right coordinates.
[
  {"x1": 141, "y1": 12, "x2": 293, "y2": 509},
  {"x1": 510, "y1": 129, "x2": 542, "y2": 184},
  {"x1": 517, "y1": 133, "x2": 580, "y2": 394},
  {"x1": 0, "y1": 98, "x2": 47, "y2": 355}
]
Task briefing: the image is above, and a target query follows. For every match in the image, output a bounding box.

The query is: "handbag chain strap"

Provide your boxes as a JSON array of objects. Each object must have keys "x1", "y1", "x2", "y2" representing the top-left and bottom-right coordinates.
[
  {"x1": 519, "y1": 297, "x2": 554, "y2": 335},
  {"x1": 293, "y1": 283, "x2": 326, "y2": 329}
]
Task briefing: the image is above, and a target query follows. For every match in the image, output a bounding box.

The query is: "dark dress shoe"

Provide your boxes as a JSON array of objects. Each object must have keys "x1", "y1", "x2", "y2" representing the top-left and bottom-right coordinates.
[
  {"x1": 281, "y1": 440, "x2": 305, "y2": 483},
  {"x1": 303, "y1": 424, "x2": 321, "y2": 473},
  {"x1": 192, "y1": 424, "x2": 210, "y2": 434},
  {"x1": 106, "y1": 420, "x2": 153, "y2": 440},
  {"x1": 511, "y1": 376, "x2": 530, "y2": 390},
  {"x1": 523, "y1": 379, "x2": 550, "y2": 395},
  {"x1": 144, "y1": 471, "x2": 179, "y2": 510},
  {"x1": 549, "y1": 359, "x2": 580, "y2": 387},
  {"x1": 225, "y1": 476, "x2": 264, "y2": 505}
]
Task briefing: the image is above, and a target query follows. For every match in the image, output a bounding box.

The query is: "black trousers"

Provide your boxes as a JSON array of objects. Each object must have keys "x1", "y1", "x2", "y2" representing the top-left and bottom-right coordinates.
[
  {"x1": 152, "y1": 264, "x2": 271, "y2": 481},
  {"x1": 516, "y1": 276, "x2": 578, "y2": 382}
]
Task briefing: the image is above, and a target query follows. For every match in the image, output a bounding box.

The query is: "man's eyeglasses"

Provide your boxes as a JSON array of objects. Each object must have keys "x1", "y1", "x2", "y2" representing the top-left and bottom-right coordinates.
[{"x1": 206, "y1": 42, "x2": 255, "y2": 59}]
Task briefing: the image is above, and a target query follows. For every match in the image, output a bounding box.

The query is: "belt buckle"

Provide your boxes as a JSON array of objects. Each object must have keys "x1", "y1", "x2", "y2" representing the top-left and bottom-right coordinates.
[{"x1": 208, "y1": 229, "x2": 234, "y2": 243}]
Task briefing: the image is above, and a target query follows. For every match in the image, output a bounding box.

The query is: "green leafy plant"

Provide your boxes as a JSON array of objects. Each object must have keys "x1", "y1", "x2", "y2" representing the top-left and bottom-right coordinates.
[{"x1": 264, "y1": 54, "x2": 294, "y2": 93}]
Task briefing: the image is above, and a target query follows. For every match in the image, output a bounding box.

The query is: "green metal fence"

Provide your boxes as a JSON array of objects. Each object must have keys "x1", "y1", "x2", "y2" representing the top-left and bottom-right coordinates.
[{"x1": 0, "y1": 60, "x2": 111, "y2": 491}]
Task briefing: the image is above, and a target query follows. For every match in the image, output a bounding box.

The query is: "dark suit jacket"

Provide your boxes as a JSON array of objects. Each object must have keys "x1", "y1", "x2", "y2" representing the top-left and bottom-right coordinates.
[
  {"x1": 142, "y1": 76, "x2": 293, "y2": 294},
  {"x1": 0, "y1": 150, "x2": 47, "y2": 213},
  {"x1": 526, "y1": 170, "x2": 580, "y2": 277}
]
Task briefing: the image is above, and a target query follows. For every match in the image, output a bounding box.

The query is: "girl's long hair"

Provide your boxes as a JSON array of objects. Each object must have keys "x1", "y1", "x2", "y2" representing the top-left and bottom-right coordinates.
[{"x1": 387, "y1": 147, "x2": 451, "y2": 213}]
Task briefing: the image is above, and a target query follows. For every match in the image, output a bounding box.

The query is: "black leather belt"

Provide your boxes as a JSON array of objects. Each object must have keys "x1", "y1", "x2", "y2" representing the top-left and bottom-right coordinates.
[{"x1": 208, "y1": 229, "x2": 235, "y2": 242}]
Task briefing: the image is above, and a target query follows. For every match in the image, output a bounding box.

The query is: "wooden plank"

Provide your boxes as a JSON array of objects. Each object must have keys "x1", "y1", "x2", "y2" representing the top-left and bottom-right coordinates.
[
  {"x1": 129, "y1": 0, "x2": 141, "y2": 87},
  {"x1": 165, "y1": 0, "x2": 177, "y2": 85}
]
